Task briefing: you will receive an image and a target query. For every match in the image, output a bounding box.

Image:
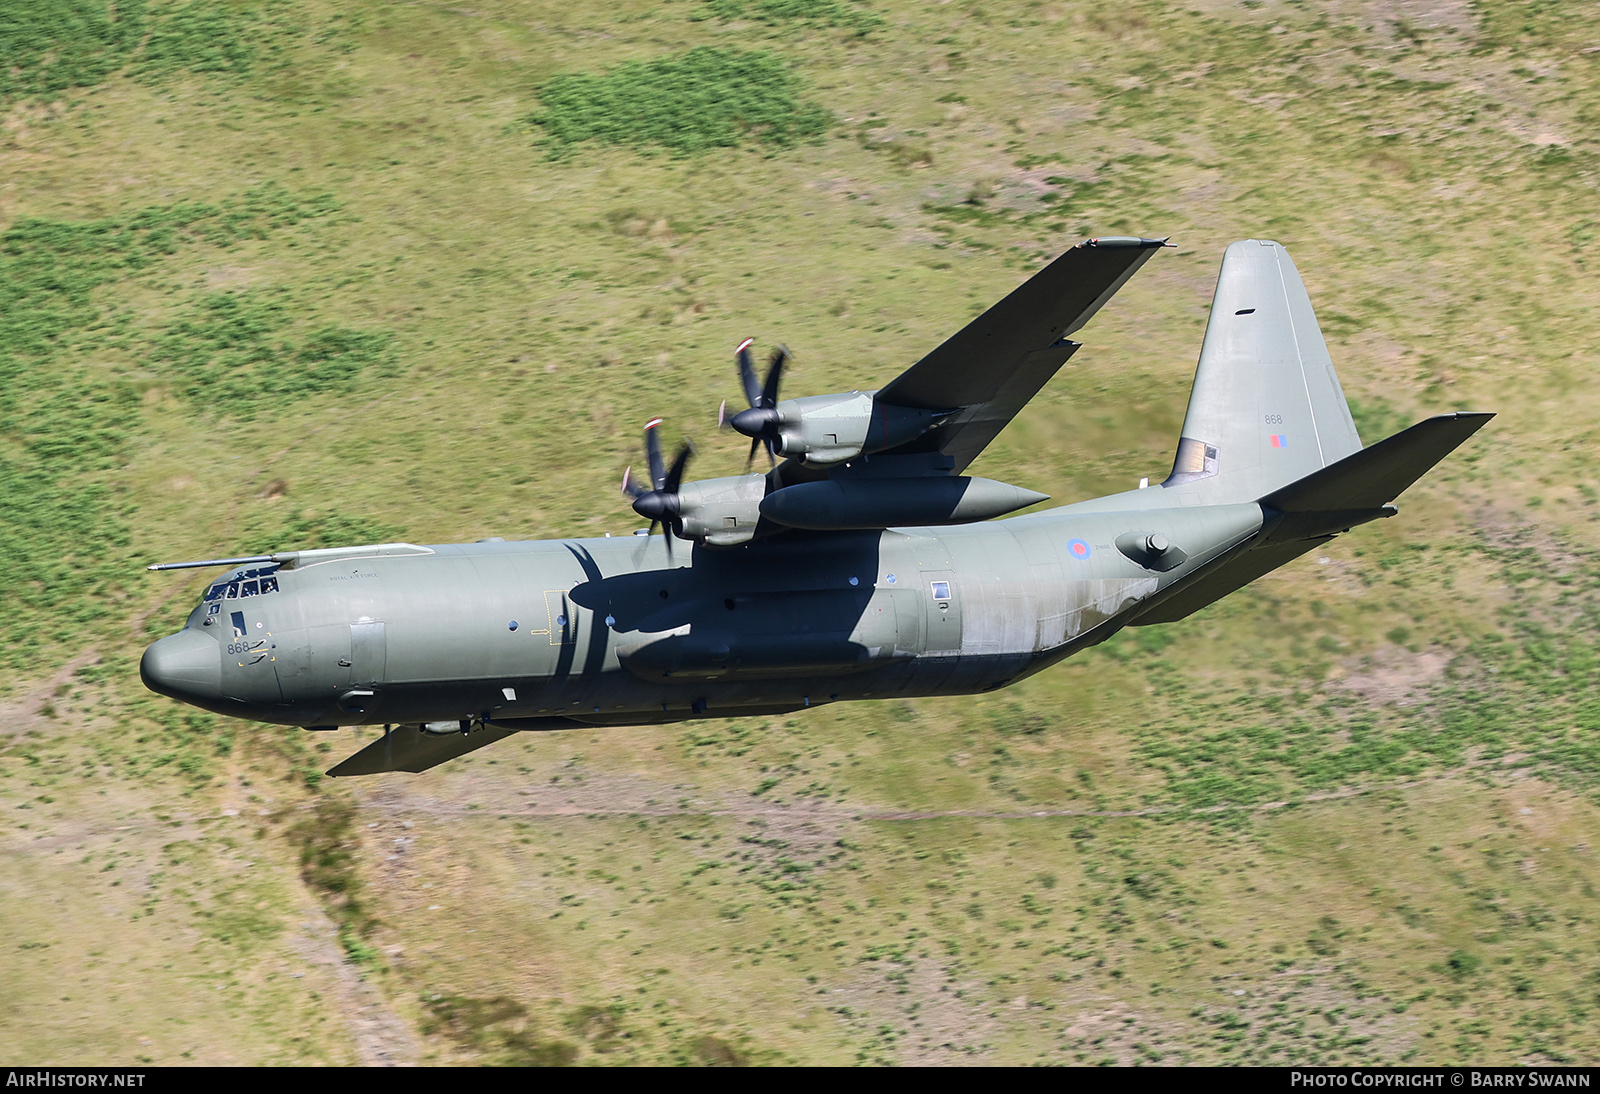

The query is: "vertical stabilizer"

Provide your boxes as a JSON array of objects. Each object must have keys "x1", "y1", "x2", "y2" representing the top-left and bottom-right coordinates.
[{"x1": 1164, "y1": 240, "x2": 1362, "y2": 502}]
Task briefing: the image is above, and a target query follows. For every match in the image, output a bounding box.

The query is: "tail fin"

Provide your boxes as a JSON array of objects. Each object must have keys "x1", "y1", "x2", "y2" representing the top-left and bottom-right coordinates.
[{"x1": 1163, "y1": 240, "x2": 1363, "y2": 502}]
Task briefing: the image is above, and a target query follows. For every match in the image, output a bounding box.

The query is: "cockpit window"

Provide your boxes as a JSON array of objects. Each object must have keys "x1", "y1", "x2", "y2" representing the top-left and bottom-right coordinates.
[{"x1": 204, "y1": 565, "x2": 281, "y2": 602}]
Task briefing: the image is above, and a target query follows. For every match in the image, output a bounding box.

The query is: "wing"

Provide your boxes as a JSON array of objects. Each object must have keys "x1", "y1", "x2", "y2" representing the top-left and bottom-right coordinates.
[
  {"x1": 872, "y1": 236, "x2": 1168, "y2": 473},
  {"x1": 325, "y1": 721, "x2": 578, "y2": 776}
]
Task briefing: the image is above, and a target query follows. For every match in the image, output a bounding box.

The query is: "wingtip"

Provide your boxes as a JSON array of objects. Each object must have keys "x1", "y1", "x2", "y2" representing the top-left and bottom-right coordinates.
[{"x1": 1081, "y1": 235, "x2": 1171, "y2": 249}]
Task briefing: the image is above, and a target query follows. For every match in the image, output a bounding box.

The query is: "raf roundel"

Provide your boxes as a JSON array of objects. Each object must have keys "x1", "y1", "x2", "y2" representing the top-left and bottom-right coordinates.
[{"x1": 1067, "y1": 538, "x2": 1092, "y2": 560}]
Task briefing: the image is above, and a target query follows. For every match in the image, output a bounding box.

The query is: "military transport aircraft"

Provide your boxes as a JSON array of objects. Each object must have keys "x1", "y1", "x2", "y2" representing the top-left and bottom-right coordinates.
[{"x1": 141, "y1": 237, "x2": 1491, "y2": 777}]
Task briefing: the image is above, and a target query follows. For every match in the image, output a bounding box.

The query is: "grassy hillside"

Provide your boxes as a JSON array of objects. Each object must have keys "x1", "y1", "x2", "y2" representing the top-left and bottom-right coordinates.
[{"x1": 3, "y1": 0, "x2": 1599, "y2": 1065}]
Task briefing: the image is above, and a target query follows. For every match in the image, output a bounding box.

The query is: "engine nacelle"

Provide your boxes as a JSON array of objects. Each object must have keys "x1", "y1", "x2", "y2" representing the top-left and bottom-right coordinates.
[
  {"x1": 673, "y1": 473, "x2": 767, "y2": 547},
  {"x1": 769, "y1": 391, "x2": 950, "y2": 467}
]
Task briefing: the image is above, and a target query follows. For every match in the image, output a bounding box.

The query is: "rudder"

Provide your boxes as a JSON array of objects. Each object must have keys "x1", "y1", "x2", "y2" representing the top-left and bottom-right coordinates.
[{"x1": 1163, "y1": 240, "x2": 1362, "y2": 502}]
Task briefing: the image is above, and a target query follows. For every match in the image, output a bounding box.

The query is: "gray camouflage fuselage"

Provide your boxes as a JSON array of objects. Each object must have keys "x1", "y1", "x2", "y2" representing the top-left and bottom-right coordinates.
[{"x1": 149, "y1": 498, "x2": 1263, "y2": 731}]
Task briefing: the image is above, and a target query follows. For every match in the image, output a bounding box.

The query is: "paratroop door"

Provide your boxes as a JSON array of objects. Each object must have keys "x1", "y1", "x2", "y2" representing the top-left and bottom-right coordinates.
[{"x1": 919, "y1": 569, "x2": 963, "y2": 653}]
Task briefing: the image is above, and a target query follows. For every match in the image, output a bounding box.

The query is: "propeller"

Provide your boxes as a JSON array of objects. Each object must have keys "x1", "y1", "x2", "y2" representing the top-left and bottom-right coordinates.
[
  {"x1": 723, "y1": 338, "x2": 789, "y2": 470},
  {"x1": 622, "y1": 418, "x2": 695, "y2": 560}
]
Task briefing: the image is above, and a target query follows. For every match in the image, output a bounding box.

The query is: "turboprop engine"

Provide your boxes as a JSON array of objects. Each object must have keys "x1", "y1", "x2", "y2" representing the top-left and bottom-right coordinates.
[
  {"x1": 746, "y1": 390, "x2": 950, "y2": 468},
  {"x1": 723, "y1": 340, "x2": 951, "y2": 468},
  {"x1": 672, "y1": 473, "x2": 767, "y2": 546},
  {"x1": 622, "y1": 420, "x2": 767, "y2": 549}
]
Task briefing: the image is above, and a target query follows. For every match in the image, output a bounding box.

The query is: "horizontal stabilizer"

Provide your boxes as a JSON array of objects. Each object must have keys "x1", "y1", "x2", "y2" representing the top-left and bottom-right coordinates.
[
  {"x1": 1136, "y1": 411, "x2": 1492, "y2": 626},
  {"x1": 1260, "y1": 412, "x2": 1494, "y2": 514}
]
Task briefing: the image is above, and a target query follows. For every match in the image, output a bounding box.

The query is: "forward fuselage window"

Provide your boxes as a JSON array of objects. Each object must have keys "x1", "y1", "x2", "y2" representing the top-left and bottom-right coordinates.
[{"x1": 204, "y1": 566, "x2": 282, "y2": 602}]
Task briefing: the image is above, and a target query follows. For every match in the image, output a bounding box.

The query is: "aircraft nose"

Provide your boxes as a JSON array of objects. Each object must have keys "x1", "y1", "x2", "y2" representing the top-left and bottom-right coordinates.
[{"x1": 141, "y1": 629, "x2": 222, "y2": 700}]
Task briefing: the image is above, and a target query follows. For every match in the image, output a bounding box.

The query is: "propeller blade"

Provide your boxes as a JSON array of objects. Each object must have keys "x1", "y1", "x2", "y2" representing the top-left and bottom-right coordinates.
[
  {"x1": 627, "y1": 423, "x2": 696, "y2": 560},
  {"x1": 745, "y1": 434, "x2": 761, "y2": 472},
  {"x1": 718, "y1": 399, "x2": 729, "y2": 430},
  {"x1": 759, "y1": 346, "x2": 787, "y2": 409},
  {"x1": 736, "y1": 338, "x2": 761, "y2": 408},
  {"x1": 663, "y1": 440, "x2": 695, "y2": 495},
  {"x1": 644, "y1": 417, "x2": 666, "y2": 491},
  {"x1": 621, "y1": 465, "x2": 645, "y2": 499}
]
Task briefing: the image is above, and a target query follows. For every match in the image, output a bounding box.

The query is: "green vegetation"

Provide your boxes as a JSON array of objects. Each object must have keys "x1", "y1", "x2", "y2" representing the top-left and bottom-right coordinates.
[
  {"x1": 0, "y1": 0, "x2": 288, "y2": 105},
  {"x1": 285, "y1": 797, "x2": 380, "y2": 966},
  {"x1": 696, "y1": 0, "x2": 883, "y2": 33},
  {"x1": 2, "y1": 0, "x2": 1599, "y2": 1068},
  {"x1": 0, "y1": 184, "x2": 349, "y2": 672},
  {"x1": 153, "y1": 291, "x2": 393, "y2": 418},
  {"x1": 245, "y1": 511, "x2": 405, "y2": 555},
  {"x1": 420, "y1": 994, "x2": 578, "y2": 1066},
  {"x1": 531, "y1": 47, "x2": 834, "y2": 155}
]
